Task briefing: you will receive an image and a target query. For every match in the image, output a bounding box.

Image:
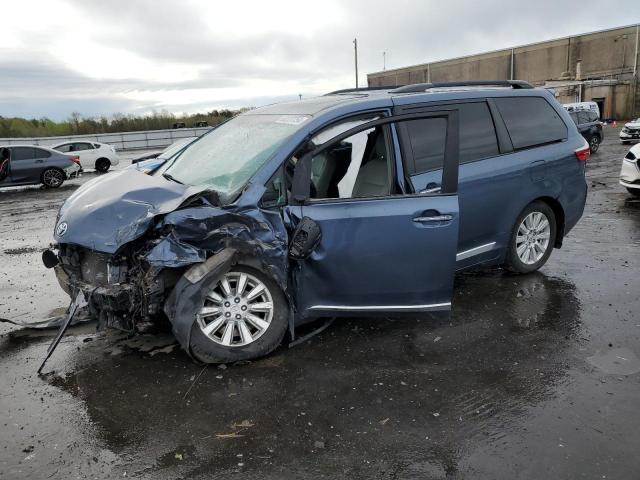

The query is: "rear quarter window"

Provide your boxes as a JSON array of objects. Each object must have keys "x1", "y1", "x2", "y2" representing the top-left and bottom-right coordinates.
[{"x1": 494, "y1": 97, "x2": 567, "y2": 150}]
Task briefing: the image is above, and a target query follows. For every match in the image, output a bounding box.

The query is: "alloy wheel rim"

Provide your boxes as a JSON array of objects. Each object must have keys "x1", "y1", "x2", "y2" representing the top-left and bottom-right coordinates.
[
  {"x1": 197, "y1": 271, "x2": 274, "y2": 347},
  {"x1": 515, "y1": 211, "x2": 551, "y2": 265},
  {"x1": 44, "y1": 170, "x2": 62, "y2": 186},
  {"x1": 590, "y1": 138, "x2": 599, "y2": 151}
]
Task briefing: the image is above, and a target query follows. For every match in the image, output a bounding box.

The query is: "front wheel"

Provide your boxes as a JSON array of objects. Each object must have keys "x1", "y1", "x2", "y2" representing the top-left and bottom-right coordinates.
[
  {"x1": 588, "y1": 135, "x2": 600, "y2": 153},
  {"x1": 189, "y1": 266, "x2": 288, "y2": 363},
  {"x1": 41, "y1": 168, "x2": 65, "y2": 188},
  {"x1": 627, "y1": 188, "x2": 640, "y2": 197},
  {"x1": 504, "y1": 201, "x2": 557, "y2": 274}
]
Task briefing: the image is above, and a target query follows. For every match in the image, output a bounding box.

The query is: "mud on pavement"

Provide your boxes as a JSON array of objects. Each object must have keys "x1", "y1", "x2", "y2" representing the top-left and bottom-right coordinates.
[{"x1": 1, "y1": 132, "x2": 640, "y2": 479}]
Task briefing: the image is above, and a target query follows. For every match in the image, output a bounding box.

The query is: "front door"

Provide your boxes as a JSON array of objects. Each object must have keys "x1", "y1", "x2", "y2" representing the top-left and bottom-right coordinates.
[
  {"x1": 8, "y1": 147, "x2": 41, "y2": 184},
  {"x1": 287, "y1": 112, "x2": 460, "y2": 317}
]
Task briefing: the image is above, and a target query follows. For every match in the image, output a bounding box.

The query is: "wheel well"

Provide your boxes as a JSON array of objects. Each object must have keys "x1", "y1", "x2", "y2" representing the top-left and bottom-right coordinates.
[
  {"x1": 535, "y1": 196, "x2": 565, "y2": 248},
  {"x1": 96, "y1": 157, "x2": 110, "y2": 164}
]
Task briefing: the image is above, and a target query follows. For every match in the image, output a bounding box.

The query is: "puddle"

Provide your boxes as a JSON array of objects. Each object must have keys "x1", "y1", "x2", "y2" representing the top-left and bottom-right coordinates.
[{"x1": 586, "y1": 348, "x2": 640, "y2": 375}]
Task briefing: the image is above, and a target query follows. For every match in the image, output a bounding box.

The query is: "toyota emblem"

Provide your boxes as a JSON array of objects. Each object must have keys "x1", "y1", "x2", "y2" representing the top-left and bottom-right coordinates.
[{"x1": 56, "y1": 221, "x2": 68, "y2": 237}]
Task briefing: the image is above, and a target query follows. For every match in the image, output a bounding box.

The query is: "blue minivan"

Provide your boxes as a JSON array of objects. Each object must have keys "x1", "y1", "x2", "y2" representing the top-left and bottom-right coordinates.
[{"x1": 46, "y1": 81, "x2": 588, "y2": 363}]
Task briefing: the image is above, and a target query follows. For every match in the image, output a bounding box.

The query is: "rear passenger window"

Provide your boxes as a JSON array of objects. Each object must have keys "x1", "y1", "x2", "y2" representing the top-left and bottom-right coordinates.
[
  {"x1": 404, "y1": 117, "x2": 447, "y2": 173},
  {"x1": 458, "y1": 102, "x2": 499, "y2": 163},
  {"x1": 494, "y1": 97, "x2": 567, "y2": 150},
  {"x1": 34, "y1": 148, "x2": 51, "y2": 158}
]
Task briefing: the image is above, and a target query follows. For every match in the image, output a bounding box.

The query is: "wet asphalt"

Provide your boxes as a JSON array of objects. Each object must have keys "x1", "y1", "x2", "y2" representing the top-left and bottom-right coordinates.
[{"x1": 1, "y1": 132, "x2": 639, "y2": 479}]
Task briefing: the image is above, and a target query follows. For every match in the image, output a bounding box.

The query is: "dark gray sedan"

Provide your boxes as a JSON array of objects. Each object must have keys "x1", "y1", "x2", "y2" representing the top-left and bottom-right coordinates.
[{"x1": 0, "y1": 145, "x2": 81, "y2": 188}]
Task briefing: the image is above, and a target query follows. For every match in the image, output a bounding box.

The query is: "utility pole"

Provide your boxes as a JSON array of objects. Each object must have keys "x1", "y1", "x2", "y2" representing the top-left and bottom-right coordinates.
[
  {"x1": 383, "y1": 51, "x2": 386, "y2": 71},
  {"x1": 353, "y1": 38, "x2": 359, "y2": 88}
]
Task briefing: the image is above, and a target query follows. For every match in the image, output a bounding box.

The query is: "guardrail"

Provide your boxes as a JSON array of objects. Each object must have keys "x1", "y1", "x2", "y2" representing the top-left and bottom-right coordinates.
[{"x1": 0, "y1": 126, "x2": 214, "y2": 152}]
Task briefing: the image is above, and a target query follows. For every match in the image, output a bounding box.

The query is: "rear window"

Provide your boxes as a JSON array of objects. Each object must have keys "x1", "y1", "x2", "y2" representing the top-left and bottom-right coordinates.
[{"x1": 494, "y1": 97, "x2": 567, "y2": 150}]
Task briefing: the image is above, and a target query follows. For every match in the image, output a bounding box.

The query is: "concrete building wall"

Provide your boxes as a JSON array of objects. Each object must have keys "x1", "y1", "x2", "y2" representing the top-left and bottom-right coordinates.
[{"x1": 368, "y1": 24, "x2": 640, "y2": 119}]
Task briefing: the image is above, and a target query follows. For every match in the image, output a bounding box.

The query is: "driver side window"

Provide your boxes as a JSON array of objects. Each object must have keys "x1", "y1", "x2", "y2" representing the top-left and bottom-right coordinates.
[{"x1": 290, "y1": 116, "x2": 395, "y2": 201}]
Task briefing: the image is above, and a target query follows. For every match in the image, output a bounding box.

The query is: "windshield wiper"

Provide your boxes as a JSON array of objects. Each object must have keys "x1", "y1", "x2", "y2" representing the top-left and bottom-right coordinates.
[{"x1": 162, "y1": 173, "x2": 183, "y2": 184}]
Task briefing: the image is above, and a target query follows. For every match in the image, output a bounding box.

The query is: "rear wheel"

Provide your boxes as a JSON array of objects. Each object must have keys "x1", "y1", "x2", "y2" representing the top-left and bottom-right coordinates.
[
  {"x1": 41, "y1": 168, "x2": 65, "y2": 188},
  {"x1": 190, "y1": 266, "x2": 288, "y2": 363},
  {"x1": 588, "y1": 135, "x2": 600, "y2": 153},
  {"x1": 95, "y1": 158, "x2": 111, "y2": 172},
  {"x1": 627, "y1": 188, "x2": 640, "y2": 197},
  {"x1": 504, "y1": 201, "x2": 557, "y2": 274}
]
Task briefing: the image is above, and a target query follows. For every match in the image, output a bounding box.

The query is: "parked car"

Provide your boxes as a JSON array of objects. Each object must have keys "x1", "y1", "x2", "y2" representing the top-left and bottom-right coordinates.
[
  {"x1": 45, "y1": 80, "x2": 588, "y2": 364},
  {"x1": 563, "y1": 101, "x2": 600, "y2": 119},
  {"x1": 620, "y1": 143, "x2": 640, "y2": 196},
  {"x1": 172, "y1": 122, "x2": 186, "y2": 129},
  {"x1": 51, "y1": 141, "x2": 120, "y2": 172},
  {"x1": 620, "y1": 118, "x2": 640, "y2": 144},
  {"x1": 0, "y1": 145, "x2": 81, "y2": 188},
  {"x1": 131, "y1": 137, "x2": 198, "y2": 164},
  {"x1": 568, "y1": 109, "x2": 603, "y2": 153}
]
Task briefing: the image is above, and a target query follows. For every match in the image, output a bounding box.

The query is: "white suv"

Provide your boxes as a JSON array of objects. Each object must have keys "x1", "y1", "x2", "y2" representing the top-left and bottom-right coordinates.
[
  {"x1": 52, "y1": 141, "x2": 120, "y2": 172},
  {"x1": 620, "y1": 143, "x2": 640, "y2": 196}
]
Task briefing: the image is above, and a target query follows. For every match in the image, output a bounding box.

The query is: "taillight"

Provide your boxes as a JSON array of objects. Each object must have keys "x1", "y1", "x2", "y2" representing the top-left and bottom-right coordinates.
[
  {"x1": 69, "y1": 155, "x2": 81, "y2": 165},
  {"x1": 575, "y1": 144, "x2": 590, "y2": 162}
]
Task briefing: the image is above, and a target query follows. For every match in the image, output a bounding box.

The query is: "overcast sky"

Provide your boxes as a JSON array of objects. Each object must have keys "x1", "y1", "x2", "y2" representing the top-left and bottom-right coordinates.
[{"x1": 1, "y1": 0, "x2": 638, "y2": 120}]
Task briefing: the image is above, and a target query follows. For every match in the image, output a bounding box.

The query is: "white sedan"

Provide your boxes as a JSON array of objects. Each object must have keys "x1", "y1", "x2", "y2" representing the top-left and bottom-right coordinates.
[
  {"x1": 51, "y1": 141, "x2": 120, "y2": 172},
  {"x1": 620, "y1": 143, "x2": 640, "y2": 196}
]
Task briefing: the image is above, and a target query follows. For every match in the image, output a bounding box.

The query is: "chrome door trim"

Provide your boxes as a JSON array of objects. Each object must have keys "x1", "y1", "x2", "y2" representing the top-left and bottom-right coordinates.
[
  {"x1": 456, "y1": 242, "x2": 496, "y2": 261},
  {"x1": 413, "y1": 214, "x2": 453, "y2": 223},
  {"x1": 308, "y1": 302, "x2": 451, "y2": 312}
]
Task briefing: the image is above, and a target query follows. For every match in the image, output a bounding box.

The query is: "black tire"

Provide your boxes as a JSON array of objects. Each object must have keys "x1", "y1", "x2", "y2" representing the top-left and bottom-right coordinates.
[
  {"x1": 588, "y1": 135, "x2": 600, "y2": 153},
  {"x1": 95, "y1": 158, "x2": 111, "y2": 172},
  {"x1": 627, "y1": 188, "x2": 640, "y2": 197},
  {"x1": 190, "y1": 266, "x2": 288, "y2": 363},
  {"x1": 504, "y1": 201, "x2": 557, "y2": 274},
  {"x1": 41, "y1": 167, "x2": 65, "y2": 188}
]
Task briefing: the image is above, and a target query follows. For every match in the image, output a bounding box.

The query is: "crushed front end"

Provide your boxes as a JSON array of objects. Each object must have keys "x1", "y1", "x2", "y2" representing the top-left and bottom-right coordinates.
[{"x1": 51, "y1": 239, "x2": 182, "y2": 332}]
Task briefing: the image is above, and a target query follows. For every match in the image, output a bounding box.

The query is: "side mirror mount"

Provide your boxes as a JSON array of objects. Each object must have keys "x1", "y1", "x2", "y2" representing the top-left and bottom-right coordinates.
[{"x1": 289, "y1": 216, "x2": 321, "y2": 260}]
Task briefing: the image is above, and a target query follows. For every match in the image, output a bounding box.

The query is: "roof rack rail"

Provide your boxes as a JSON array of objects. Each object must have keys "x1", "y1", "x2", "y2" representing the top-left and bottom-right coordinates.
[
  {"x1": 324, "y1": 86, "x2": 402, "y2": 95},
  {"x1": 392, "y1": 80, "x2": 534, "y2": 93}
]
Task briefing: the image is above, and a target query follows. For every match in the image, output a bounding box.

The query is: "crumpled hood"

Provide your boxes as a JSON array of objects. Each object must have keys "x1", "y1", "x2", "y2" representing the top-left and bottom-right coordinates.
[{"x1": 54, "y1": 170, "x2": 206, "y2": 253}]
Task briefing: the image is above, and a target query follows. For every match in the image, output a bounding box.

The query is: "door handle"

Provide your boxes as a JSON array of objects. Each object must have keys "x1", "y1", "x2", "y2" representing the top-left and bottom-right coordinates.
[
  {"x1": 420, "y1": 182, "x2": 441, "y2": 194},
  {"x1": 35, "y1": 159, "x2": 44, "y2": 163},
  {"x1": 413, "y1": 214, "x2": 453, "y2": 223}
]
